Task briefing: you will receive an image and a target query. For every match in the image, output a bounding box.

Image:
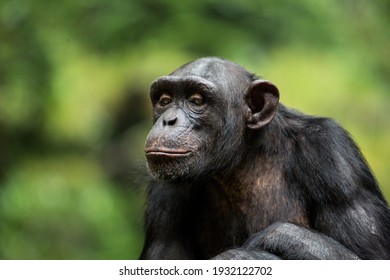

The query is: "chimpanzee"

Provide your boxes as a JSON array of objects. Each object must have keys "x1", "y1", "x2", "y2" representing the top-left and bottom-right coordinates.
[{"x1": 140, "y1": 57, "x2": 390, "y2": 260}]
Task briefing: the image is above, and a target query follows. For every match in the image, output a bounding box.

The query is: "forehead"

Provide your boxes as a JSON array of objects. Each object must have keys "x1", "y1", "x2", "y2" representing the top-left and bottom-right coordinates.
[
  {"x1": 150, "y1": 58, "x2": 254, "y2": 95},
  {"x1": 150, "y1": 75, "x2": 217, "y2": 94}
]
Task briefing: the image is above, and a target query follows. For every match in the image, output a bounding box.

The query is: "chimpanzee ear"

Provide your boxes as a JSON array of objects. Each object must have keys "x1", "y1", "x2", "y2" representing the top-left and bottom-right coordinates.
[{"x1": 245, "y1": 80, "x2": 280, "y2": 129}]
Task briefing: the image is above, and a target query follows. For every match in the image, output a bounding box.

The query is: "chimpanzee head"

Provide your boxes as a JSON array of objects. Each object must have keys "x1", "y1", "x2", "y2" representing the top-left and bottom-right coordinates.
[{"x1": 144, "y1": 57, "x2": 279, "y2": 181}]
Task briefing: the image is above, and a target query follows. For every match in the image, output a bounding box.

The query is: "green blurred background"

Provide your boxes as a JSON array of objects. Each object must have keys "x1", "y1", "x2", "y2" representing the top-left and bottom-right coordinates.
[{"x1": 0, "y1": 0, "x2": 389, "y2": 259}]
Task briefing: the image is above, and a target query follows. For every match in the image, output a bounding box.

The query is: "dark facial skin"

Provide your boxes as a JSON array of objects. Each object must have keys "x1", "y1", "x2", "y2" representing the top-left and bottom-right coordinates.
[
  {"x1": 145, "y1": 75, "x2": 224, "y2": 180},
  {"x1": 145, "y1": 57, "x2": 278, "y2": 181}
]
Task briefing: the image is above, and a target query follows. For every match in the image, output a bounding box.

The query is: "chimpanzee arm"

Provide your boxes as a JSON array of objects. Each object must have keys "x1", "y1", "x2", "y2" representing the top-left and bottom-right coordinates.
[
  {"x1": 242, "y1": 222, "x2": 359, "y2": 260},
  {"x1": 139, "y1": 181, "x2": 195, "y2": 260},
  {"x1": 312, "y1": 193, "x2": 390, "y2": 259},
  {"x1": 212, "y1": 248, "x2": 281, "y2": 260},
  {"x1": 290, "y1": 119, "x2": 390, "y2": 259}
]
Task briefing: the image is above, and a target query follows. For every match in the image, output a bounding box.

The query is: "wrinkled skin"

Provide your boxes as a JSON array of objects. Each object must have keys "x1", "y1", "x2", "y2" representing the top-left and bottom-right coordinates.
[{"x1": 145, "y1": 64, "x2": 250, "y2": 181}]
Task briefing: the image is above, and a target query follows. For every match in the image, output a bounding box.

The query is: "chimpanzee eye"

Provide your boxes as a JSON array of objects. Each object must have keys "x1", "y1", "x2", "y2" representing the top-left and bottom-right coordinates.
[
  {"x1": 189, "y1": 93, "x2": 205, "y2": 106},
  {"x1": 158, "y1": 93, "x2": 173, "y2": 106}
]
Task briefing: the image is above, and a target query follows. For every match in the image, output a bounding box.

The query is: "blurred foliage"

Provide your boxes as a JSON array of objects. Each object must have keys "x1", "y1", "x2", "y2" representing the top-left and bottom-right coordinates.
[{"x1": 0, "y1": 0, "x2": 389, "y2": 259}]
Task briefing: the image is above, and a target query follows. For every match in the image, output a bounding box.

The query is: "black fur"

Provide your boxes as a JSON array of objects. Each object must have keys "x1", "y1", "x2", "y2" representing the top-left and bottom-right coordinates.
[{"x1": 140, "y1": 57, "x2": 390, "y2": 260}]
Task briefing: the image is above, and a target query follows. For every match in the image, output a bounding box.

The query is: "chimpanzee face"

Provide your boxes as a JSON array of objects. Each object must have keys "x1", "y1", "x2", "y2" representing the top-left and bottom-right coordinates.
[
  {"x1": 144, "y1": 58, "x2": 279, "y2": 181},
  {"x1": 145, "y1": 74, "x2": 229, "y2": 181}
]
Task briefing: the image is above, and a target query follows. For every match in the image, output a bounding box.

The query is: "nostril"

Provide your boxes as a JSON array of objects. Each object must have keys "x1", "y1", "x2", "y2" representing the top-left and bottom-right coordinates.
[
  {"x1": 168, "y1": 118, "x2": 177, "y2": 126},
  {"x1": 163, "y1": 117, "x2": 177, "y2": 126}
]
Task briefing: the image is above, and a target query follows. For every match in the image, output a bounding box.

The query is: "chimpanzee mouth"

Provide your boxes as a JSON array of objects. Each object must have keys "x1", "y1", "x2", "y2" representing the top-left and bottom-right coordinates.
[{"x1": 145, "y1": 149, "x2": 192, "y2": 158}]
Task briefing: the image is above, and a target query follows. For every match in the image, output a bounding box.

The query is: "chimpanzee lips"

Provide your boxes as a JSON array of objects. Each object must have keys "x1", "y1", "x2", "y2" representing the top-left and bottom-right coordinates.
[{"x1": 145, "y1": 148, "x2": 192, "y2": 158}]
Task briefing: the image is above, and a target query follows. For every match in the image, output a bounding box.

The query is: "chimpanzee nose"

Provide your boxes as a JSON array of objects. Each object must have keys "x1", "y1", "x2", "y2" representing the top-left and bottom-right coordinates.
[
  {"x1": 163, "y1": 116, "x2": 177, "y2": 126},
  {"x1": 162, "y1": 108, "x2": 179, "y2": 127}
]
